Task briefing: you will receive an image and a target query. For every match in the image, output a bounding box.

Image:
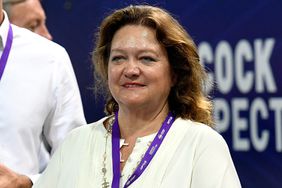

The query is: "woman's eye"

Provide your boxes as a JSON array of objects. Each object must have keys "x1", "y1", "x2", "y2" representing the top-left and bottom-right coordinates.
[
  {"x1": 141, "y1": 56, "x2": 156, "y2": 63},
  {"x1": 111, "y1": 56, "x2": 125, "y2": 63}
]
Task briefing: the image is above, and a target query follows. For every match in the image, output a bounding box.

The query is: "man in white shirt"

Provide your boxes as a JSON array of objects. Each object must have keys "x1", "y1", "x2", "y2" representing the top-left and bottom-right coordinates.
[
  {"x1": 3, "y1": 0, "x2": 52, "y2": 40},
  {"x1": 0, "y1": 0, "x2": 86, "y2": 187}
]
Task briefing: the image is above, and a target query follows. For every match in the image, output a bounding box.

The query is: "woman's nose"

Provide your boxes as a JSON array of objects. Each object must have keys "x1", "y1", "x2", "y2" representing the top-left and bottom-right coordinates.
[{"x1": 124, "y1": 60, "x2": 140, "y2": 78}]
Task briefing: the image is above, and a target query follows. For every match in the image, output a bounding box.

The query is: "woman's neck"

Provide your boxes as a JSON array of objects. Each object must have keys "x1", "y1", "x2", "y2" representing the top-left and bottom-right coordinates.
[{"x1": 117, "y1": 103, "x2": 169, "y2": 139}]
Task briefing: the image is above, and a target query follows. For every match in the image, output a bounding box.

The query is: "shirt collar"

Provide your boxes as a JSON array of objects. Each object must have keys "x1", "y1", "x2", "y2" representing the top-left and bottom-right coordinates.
[{"x1": 0, "y1": 11, "x2": 11, "y2": 50}]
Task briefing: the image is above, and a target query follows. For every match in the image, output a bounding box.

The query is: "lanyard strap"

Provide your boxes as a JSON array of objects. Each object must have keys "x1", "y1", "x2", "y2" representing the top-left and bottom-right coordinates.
[
  {"x1": 111, "y1": 112, "x2": 175, "y2": 188},
  {"x1": 0, "y1": 24, "x2": 13, "y2": 81}
]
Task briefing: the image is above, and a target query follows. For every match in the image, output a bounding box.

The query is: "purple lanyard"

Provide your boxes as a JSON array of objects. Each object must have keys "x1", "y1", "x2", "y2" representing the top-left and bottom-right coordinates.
[
  {"x1": 0, "y1": 24, "x2": 13, "y2": 81},
  {"x1": 111, "y1": 112, "x2": 175, "y2": 188}
]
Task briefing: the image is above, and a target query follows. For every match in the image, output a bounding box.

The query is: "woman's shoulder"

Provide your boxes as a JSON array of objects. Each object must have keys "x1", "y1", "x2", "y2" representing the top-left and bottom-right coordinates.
[
  {"x1": 63, "y1": 116, "x2": 109, "y2": 142},
  {"x1": 174, "y1": 118, "x2": 227, "y2": 147},
  {"x1": 174, "y1": 117, "x2": 215, "y2": 132}
]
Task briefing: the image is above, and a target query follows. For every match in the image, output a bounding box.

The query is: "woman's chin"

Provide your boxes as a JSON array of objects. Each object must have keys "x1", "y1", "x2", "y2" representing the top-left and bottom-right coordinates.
[{"x1": 118, "y1": 98, "x2": 147, "y2": 108}]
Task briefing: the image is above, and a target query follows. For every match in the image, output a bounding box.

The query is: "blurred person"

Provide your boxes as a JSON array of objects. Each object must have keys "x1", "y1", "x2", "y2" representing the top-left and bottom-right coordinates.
[
  {"x1": 33, "y1": 4, "x2": 241, "y2": 188},
  {"x1": 0, "y1": 0, "x2": 86, "y2": 187},
  {"x1": 3, "y1": 0, "x2": 52, "y2": 40}
]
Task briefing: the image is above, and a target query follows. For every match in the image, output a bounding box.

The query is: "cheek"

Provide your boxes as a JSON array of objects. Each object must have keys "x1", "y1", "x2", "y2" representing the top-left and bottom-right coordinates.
[
  {"x1": 108, "y1": 66, "x2": 121, "y2": 87},
  {"x1": 155, "y1": 65, "x2": 173, "y2": 84},
  {"x1": 108, "y1": 74, "x2": 116, "y2": 97}
]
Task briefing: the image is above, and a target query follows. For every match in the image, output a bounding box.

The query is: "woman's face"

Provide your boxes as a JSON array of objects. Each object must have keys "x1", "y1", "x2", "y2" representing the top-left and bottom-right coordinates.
[{"x1": 108, "y1": 25, "x2": 174, "y2": 110}]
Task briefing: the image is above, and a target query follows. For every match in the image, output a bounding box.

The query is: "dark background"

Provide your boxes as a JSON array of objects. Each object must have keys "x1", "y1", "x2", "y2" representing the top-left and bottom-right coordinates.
[{"x1": 42, "y1": 1, "x2": 282, "y2": 187}]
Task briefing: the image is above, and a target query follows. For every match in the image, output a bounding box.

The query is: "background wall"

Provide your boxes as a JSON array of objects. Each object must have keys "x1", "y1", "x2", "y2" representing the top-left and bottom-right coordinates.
[{"x1": 42, "y1": 0, "x2": 282, "y2": 187}]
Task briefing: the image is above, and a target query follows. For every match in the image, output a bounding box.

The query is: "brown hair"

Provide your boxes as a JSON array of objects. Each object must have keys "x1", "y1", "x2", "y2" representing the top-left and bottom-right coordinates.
[{"x1": 93, "y1": 5, "x2": 214, "y2": 126}]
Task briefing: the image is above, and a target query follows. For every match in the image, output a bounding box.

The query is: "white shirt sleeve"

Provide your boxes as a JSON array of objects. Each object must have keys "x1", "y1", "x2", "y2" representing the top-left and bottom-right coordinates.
[
  {"x1": 42, "y1": 47, "x2": 86, "y2": 155},
  {"x1": 191, "y1": 130, "x2": 241, "y2": 188},
  {"x1": 28, "y1": 48, "x2": 86, "y2": 185}
]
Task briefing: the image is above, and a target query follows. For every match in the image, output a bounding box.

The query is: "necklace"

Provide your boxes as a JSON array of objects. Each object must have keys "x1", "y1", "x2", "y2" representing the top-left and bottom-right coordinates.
[
  {"x1": 102, "y1": 116, "x2": 115, "y2": 188},
  {"x1": 112, "y1": 112, "x2": 174, "y2": 188},
  {"x1": 120, "y1": 141, "x2": 152, "y2": 181},
  {"x1": 101, "y1": 116, "x2": 153, "y2": 188},
  {"x1": 102, "y1": 112, "x2": 175, "y2": 188}
]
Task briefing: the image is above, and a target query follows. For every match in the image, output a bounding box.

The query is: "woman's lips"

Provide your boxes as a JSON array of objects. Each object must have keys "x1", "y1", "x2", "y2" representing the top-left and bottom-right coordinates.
[{"x1": 122, "y1": 82, "x2": 145, "y2": 88}]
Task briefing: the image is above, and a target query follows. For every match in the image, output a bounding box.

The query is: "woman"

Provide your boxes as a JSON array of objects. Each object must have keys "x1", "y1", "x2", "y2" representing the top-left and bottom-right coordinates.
[{"x1": 33, "y1": 5, "x2": 241, "y2": 188}]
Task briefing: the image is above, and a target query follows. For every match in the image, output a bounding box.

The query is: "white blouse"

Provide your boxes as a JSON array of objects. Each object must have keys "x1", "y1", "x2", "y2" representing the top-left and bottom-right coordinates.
[{"x1": 33, "y1": 117, "x2": 241, "y2": 188}]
